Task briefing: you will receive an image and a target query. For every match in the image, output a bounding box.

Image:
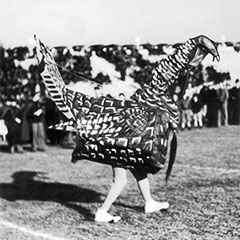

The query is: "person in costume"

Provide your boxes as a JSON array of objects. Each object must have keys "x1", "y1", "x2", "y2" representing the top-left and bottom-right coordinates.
[{"x1": 35, "y1": 35, "x2": 220, "y2": 222}]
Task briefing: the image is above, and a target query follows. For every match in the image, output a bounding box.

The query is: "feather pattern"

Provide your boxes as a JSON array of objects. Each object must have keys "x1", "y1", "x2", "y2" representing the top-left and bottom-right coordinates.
[{"x1": 35, "y1": 35, "x2": 219, "y2": 175}]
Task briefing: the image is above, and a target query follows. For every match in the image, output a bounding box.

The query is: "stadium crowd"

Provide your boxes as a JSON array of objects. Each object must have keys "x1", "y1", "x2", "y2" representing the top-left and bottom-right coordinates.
[{"x1": 0, "y1": 41, "x2": 240, "y2": 153}]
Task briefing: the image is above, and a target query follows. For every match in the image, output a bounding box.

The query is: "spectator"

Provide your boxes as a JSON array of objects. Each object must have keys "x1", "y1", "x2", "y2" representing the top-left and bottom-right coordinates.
[
  {"x1": 228, "y1": 79, "x2": 240, "y2": 125},
  {"x1": 217, "y1": 82, "x2": 229, "y2": 126},
  {"x1": 206, "y1": 85, "x2": 218, "y2": 127},
  {"x1": 1, "y1": 101, "x2": 24, "y2": 153},
  {"x1": 198, "y1": 84, "x2": 209, "y2": 126},
  {"x1": 44, "y1": 98, "x2": 65, "y2": 145},
  {"x1": 0, "y1": 101, "x2": 8, "y2": 142},
  {"x1": 118, "y1": 92, "x2": 126, "y2": 107},
  {"x1": 179, "y1": 95, "x2": 192, "y2": 130},
  {"x1": 27, "y1": 93, "x2": 46, "y2": 151},
  {"x1": 190, "y1": 93, "x2": 203, "y2": 128},
  {"x1": 20, "y1": 96, "x2": 33, "y2": 143}
]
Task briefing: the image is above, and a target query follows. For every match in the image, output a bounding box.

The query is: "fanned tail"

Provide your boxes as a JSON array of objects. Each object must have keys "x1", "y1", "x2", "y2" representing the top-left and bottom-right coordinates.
[
  {"x1": 48, "y1": 120, "x2": 76, "y2": 132},
  {"x1": 35, "y1": 36, "x2": 74, "y2": 120}
]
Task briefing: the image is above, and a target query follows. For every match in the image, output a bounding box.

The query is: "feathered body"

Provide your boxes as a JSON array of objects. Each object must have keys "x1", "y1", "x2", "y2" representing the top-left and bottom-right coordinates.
[{"x1": 36, "y1": 35, "x2": 219, "y2": 176}]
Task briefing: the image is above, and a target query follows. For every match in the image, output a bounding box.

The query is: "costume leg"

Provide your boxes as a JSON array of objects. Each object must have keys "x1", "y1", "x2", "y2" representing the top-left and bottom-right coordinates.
[
  {"x1": 137, "y1": 178, "x2": 152, "y2": 203},
  {"x1": 130, "y1": 168, "x2": 151, "y2": 202},
  {"x1": 95, "y1": 167, "x2": 125, "y2": 222},
  {"x1": 130, "y1": 168, "x2": 169, "y2": 213}
]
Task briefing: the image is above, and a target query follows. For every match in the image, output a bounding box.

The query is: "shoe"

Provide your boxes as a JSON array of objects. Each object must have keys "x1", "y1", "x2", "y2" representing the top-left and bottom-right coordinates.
[
  {"x1": 37, "y1": 148, "x2": 45, "y2": 152},
  {"x1": 145, "y1": 199, "x2": 169, "y2": 213},
  {"x1": 16, "y1": 150, "x2": 24, "y2": 153},
  {"x1": 16, "y1": 145, "x2": 24, "y2": 153},
  {"x1": 95, "y1": 209, "x2": 121, "y2": 223}
]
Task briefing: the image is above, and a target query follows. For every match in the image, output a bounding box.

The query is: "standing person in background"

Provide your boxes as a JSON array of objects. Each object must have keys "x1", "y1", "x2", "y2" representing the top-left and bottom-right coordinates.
[
  {"x1": 228, "y1": 79, "x2": 240, "y2": 125},
  {"x1": 206, "y1": 85, "x2": 218, "y2": 127},
  {"x1": 199, "y1": 84, "x2": 209, "y2": 126},
  {"x1": 20, "y1": 95, "x2": 33, "y2": 144},
  {"x1": 0, "y1": 101, "x2": 8, "y2": 142},
  {"x1": 191, "y1": 93, "x2": 204, "y2": 128},
  {"x1": 217, "y1": 82, "x2": 229, "y2": 126},
  {"x1": 44, "y1": 98, "x2": 64, "y2": 145},
  {"x1": 27, "y1": 93, "x2": 46, "y2": 151},
  {"x1": 1, "y1": 101, "x2": 24, "y2": 153},
  {"x1": 180, "y1": 95, "x2": 192, "y2": 130},
  {"x1": 118, "y1": 92, "x2": 126, "y2": 107}
]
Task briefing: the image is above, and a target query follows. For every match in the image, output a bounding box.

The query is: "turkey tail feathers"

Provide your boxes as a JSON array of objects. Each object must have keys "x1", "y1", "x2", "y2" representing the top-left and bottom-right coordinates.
[{"x1": 35, "y1": 36, "x2": 74, "y2": 120}]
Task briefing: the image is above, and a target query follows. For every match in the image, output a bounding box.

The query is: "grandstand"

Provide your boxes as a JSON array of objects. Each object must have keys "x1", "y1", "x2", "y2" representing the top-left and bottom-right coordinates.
[
  {"x1": 1, "y1": 41, "x2": 240, "y2": 102},
  {"x1": 0, "y1": 40, "x2": 240, "y2": 142}
]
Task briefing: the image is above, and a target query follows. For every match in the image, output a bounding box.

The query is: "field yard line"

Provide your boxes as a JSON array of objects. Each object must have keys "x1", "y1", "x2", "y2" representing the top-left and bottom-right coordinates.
[
  {"x1": 175, "y1": 164, "x2": 240, "y2": 173},
  {"x1": 0, "y1": 218, "x2": 69, "y2": 240}
]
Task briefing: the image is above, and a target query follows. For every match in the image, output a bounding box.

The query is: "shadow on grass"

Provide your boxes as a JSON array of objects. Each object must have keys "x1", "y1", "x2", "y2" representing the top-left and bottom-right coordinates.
[
  {"x1": 115, "y1": 202, "x2": 143, "y2": 212},
  {"x1": 0, "y1": 171, "x2": 103, "y2": 220}
]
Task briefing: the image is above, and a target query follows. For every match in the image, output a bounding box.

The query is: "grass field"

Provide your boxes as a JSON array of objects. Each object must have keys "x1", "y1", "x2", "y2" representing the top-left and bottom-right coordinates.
[{"x1": 0, "y1": 126, "x2": 240, "y2": 240}]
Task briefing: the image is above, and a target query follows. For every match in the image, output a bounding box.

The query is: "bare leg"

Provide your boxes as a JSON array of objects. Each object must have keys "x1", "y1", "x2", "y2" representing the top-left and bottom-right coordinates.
[
  {"x1": 136, "y1": 175, "x2": 169, "y2": 213},
  {"x1": 100, "y1": 167, "x2": 127, "y2": 212},
  {"x1": 137, "y1": 177, "x2": 152, "y2": 202},
  {"x1": 95, "y1": 167, "x2": 127, "y2": 222}
]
